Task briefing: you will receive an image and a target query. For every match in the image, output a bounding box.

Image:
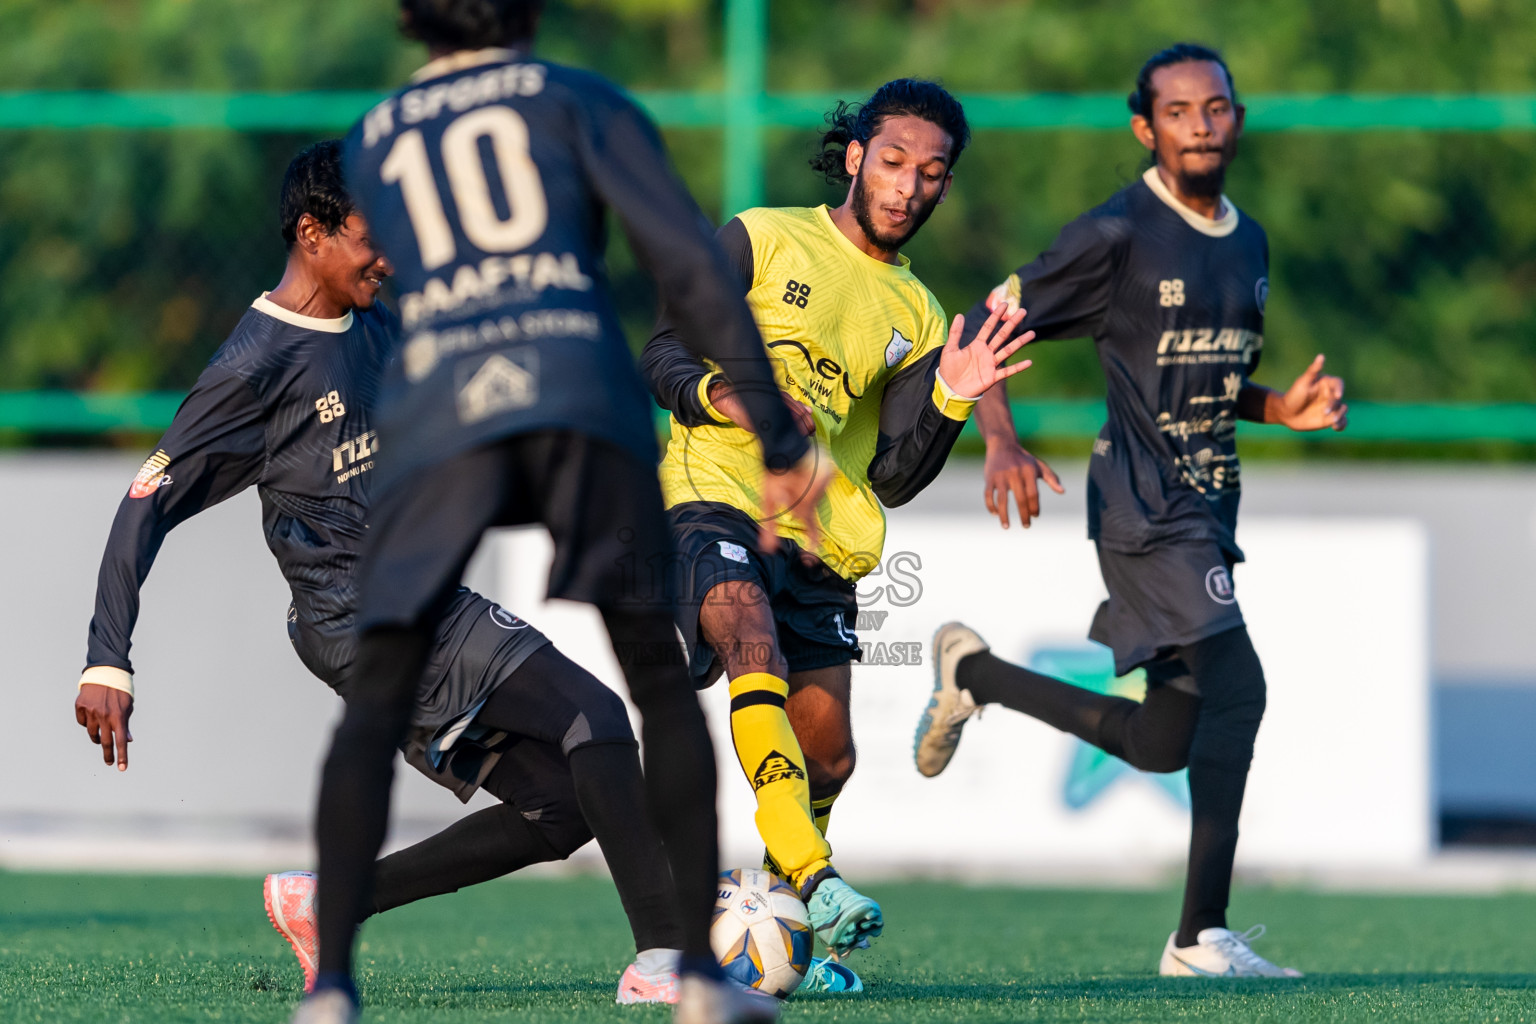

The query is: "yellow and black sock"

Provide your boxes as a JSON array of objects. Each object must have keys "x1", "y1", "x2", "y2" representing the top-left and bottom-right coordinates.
[
  {"x1": 728, "y1": 672, "x2": 832, "y2": 887},
  {"x1": 811, "y1": 793, "x2": 839, "y2": 837}
]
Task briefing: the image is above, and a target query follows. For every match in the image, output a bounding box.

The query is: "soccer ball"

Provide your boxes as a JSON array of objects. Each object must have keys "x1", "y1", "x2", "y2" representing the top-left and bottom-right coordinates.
[{"x1": 711, "y1": 867, "x2": 813, "y2": 998}]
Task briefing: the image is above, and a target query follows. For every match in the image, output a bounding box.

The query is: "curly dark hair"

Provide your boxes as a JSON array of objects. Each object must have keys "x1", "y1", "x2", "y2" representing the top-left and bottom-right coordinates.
[
  {"x1": 809, "y1": 78, "x2": 970, "y2": 186},
  {"x1": 399, "y1": 0, "x2": 542, "y2": 51},
  {"x1": 1127, "y1": 42, "x2": 1237, "y2": 119},
  {"x1": 279, "y1": 140, "x2": 355, "y2": 251}
]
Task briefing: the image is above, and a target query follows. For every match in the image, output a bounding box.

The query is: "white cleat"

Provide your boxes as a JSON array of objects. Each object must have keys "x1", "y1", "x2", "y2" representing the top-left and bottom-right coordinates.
[
  {"x1": 288, "y1": 988, "x2": 359, "y2": 1024},
  {"x1": 1158, "y1": 925, "x2": 1303, "y2": 978},
  {"x1": 913, "y1": 622, "x2": 989, "y2": 777},
  {"x1": 672, "y1": 974, "x2": 779, "y2": 1024}
]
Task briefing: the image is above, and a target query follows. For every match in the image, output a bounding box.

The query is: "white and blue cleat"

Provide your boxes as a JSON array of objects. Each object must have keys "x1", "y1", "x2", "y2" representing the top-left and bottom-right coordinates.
[
  {"x1": 803, "y1": 874, "x2": 882, "y2": 958},
  {"x1": 800, "y1": 956, "x2": 863, "y2": 994},
  {"x1": 913, "y1": 622, "x2": 990, "y2": 778}
]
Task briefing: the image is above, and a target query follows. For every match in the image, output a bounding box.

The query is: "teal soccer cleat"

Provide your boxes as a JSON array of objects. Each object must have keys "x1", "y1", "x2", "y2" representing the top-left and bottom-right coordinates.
[
  {"x1": 801, "y1": 870, "x2": 883, "y2": 958},
  {"x1": 800, "y1": 956, "x2": 864, "y2": 994}
]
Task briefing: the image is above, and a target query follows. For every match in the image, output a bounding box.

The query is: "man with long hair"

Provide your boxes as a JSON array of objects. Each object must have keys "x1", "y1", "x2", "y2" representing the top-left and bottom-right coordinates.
[{"x1": 645, "y1": 78, "x2": 1031, "y2": 993}]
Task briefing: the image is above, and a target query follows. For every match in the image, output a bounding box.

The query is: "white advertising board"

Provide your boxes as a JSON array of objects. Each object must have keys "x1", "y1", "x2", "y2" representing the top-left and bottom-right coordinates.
[{"x1": 493, "y1": 516, "x2": 1431, "y2": 874}]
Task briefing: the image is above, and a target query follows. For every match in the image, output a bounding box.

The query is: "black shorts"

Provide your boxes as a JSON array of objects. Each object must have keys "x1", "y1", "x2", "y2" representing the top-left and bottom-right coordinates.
[
  {"x1": 412, "y1": 587, "x2": 551, "y2": 732},
  {"x1": 356, "y1": 431, "x2": 677, "y2": 633},
  {"x1": 404, "y1": 644, "x2": 636, "y2": 804},
  {"x1": 1089, "y1": 541, "x2": 1246, "y2": 676},
  {"x1": 669, "y1": 501, "x2": 860, "y2": 689}
]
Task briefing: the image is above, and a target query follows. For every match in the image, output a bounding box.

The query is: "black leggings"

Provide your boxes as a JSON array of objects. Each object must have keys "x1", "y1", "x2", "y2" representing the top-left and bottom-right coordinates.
[
  {"x1": 314, "y1": 436, "x2": 719, "y2": 981},
  {"x1": 367, "y1": 645, "x2": 683, "y2": 955},
  {"x1": 959, "y1": 625, "x2": 1266, "y2": 946}
]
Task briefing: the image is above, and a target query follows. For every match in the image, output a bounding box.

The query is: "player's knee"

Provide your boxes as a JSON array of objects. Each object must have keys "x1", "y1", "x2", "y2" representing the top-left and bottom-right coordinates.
[
  {"x1": 1139, "y1": 743, "x2": 1191, "y2": 774},
  {"x1": 536, "y1": 815, "x2": 594, "y2": 860},
  {"x1": 805, "y1": 742, "x2": 856, "y2": 795}
]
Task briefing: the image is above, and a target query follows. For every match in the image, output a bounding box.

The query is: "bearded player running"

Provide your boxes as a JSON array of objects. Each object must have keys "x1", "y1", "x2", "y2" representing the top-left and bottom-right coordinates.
[
  {"x1": 644, "y1": 79, "x2": 1030, "y2": 994},
  {"x1": 914, "y1": 45, "x2": 1347, "y2": 978}
]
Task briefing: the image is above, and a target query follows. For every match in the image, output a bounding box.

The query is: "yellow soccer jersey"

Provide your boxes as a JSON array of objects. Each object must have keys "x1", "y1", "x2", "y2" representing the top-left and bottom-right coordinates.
[{"x1": 645, "y1": 205, "x2": 979, "y2": 580}]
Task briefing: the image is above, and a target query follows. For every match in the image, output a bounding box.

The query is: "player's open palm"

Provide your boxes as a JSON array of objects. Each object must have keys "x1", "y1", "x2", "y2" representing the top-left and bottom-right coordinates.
[
  {"x1": 938, "y1": 306, "x2": 1034, "y2": 399},
  {"x1": 1279, "y1": 354, "x2": 1348, "y2": 432}
]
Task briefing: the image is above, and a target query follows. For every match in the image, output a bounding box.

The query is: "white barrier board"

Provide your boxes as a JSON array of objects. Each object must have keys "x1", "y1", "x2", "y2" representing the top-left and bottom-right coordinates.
[{"x1": 494, "y1": 516, "x2": 1431, "y2": 873}]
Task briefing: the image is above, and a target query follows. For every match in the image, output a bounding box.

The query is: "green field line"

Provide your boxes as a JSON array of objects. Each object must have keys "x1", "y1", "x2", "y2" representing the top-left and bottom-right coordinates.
[
  {"x1": 5, "y1": 391, "x2": 1532, "y2": 441},
  {"x1": 3, "y1": 91, "x2": 1536, "y2": 131}
]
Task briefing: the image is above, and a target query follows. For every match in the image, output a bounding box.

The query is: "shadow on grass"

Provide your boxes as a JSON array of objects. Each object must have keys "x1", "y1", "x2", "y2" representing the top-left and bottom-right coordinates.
[{"x1": 800, "y1": 973, "x2": 1536, "y2": 1004}]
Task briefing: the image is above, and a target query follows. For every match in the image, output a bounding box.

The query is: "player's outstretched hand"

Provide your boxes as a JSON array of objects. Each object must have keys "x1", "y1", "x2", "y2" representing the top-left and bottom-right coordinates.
[
  {"x1": 709, "y1": 381, "x2": 816, "y2": 437},
  {"x1": 760, "y1": 442, "x2": 834, "y2": 556},
  {"x1": 937, "y1": 306, "x2": 1034, "y2": 400},
  {"x1": 984, "y1": 439, "x2": 1064, "y2": 530},
  {"x1": 1278, "y1": 354, "x2": 1348, "y2": 432},
  {"x1": 75, "y1": 683, "x2": 133, "y2": 771}
]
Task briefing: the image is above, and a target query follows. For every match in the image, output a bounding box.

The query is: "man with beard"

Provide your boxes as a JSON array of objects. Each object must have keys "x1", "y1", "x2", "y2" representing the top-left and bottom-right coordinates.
[
  {"x1": 644, "y1": 79, "x2": 1031, "y2": 994},
  {"x1": 913, "y1": 44, "x2": 1348, "y2": 977}
]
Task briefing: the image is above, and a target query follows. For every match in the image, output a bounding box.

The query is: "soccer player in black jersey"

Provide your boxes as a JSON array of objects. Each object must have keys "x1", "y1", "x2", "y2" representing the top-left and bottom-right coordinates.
[
  {"x1": 73, "y1": 141, "x2": 688, "y2": 1005},
  {"x1": 310, "y1": 3, "x2": 828, "y2": 1023},
  {"x1": 913, "y1": 44, "x2": 1347, "y2": 978}
]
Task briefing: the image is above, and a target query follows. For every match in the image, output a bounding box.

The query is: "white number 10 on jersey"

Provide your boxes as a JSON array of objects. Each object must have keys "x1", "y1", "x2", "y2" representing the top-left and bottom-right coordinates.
[{"x1": 380, "y1": 107, "x2": 549, "y2": 271}]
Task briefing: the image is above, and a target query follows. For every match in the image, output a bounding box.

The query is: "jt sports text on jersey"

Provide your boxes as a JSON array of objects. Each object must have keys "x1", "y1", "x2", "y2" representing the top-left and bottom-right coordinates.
[{"x1": 343, "y1": 50, "x2": 806, "y2": 491}]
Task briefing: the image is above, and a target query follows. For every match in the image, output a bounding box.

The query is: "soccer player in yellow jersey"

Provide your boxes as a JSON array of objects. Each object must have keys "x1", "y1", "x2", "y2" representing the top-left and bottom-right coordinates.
[{"x1": 643, "y1": 79, "x2": 1031, "y2": 993}]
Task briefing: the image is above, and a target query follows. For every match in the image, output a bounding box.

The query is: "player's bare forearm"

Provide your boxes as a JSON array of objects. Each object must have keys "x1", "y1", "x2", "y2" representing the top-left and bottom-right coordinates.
[
  {"x1": 975, "y1": 385, "x2": 1022, "y2": 448},
  {"x1": 1236, "y1": 382, "x2": 1277, "y2": 423}
]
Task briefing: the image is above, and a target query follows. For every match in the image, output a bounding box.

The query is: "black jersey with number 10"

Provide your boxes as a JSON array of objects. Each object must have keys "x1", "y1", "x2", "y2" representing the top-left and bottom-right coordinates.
[
  {"x1": 970, "y1": 168, "x2": 1269, "y2": 559},
  {"x1": 343, "y1": 48, "x2": 806, "y2": 493}
]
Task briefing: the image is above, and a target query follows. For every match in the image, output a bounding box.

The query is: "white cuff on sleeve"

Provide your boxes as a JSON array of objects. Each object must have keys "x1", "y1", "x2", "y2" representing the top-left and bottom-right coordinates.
[
  {"x1": 79, "y1": 665, "x2": 134, "y2": 697},
  {"x1": 934, "y1": 370, "x2": 982, "y2": 403}
]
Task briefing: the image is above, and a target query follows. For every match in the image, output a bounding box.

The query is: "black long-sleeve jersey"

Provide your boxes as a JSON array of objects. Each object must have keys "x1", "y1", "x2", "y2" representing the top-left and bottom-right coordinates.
[
  {"x1": 643, "y1": 207, "x2": 974, "y2": 580},
  {"x1": 342, "y1": 49, "x2": 806, "y2": 495},
  {"x1": 968, "y1": 167, "x2": 1268, "y2": 558},
  {"x1": 85, "y1": 296, "x2": 394, "y2": 687}
]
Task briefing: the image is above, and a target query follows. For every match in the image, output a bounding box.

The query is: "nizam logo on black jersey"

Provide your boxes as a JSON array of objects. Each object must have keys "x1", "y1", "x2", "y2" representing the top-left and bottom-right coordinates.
[
  {"x1": 1155, "y1": 328, "x2": 1262, "y2": 367},
  {"x1": 332, "y1": 431, "x2": 378, "y2": 483}
]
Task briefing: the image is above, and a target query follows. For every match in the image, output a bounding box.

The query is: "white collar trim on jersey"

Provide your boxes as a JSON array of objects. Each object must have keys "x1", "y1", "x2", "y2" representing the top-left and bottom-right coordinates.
[
  {"x1": 252, "y1": 293, "x2": 354, "y2": 333},
  {"x1": 1142, "y1": 167, "x2": 1239, "y2": 238},
  {"x1": 411, "y1": 47, "x2": 523, "y2": 84}
]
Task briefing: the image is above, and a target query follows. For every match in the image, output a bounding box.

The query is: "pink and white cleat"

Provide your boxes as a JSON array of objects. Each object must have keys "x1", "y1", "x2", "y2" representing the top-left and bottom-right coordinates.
[
  {"x1": 617, "y1": 959, "x2": 681, "y2": 1005},
  {"x1": 264, "y1": 871, "x2": 319, "y2": 992}
]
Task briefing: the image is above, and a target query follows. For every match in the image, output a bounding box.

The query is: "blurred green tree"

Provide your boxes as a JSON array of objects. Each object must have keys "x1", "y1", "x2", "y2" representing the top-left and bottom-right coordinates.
[{"x1": 0, "y1": 0, "x2": 1532, "y2": 417}]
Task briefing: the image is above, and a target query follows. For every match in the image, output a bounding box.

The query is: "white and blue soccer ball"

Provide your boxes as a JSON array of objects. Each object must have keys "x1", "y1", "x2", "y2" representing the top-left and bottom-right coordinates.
[{"x1": 711, "y1": 867, "x2": 813, "y2": 998}]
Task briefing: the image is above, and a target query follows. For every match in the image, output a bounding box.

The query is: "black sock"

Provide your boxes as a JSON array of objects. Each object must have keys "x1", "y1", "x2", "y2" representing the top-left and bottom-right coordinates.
[
  {"x1": 315, "y1": 626, "x2": 432, "y2": 977},
  {"x1": 957, "y1": 652, "x2": 1198, "y2": 773},
  {"x1": 569, "y1": 741, "x2": 686, "y2": 953},
  {"x1": 369, "y1": 803, "x2": 564, "y2": 918},
  {"x1": 1177, "y1": 761, "x2": 1248, "y2": 945},
  {"x1": 1171, "y1": 627, "x2": 1267, "y2": 948},
  {"x1": 600, "y1": 607, "x2": 720, "y2": 976}
]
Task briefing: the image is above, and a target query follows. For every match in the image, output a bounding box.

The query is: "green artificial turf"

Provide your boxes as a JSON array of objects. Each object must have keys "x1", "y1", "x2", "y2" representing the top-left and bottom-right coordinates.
[{"x1": 2, "y1": 872, "x2": 1534, "y2": 1022}]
